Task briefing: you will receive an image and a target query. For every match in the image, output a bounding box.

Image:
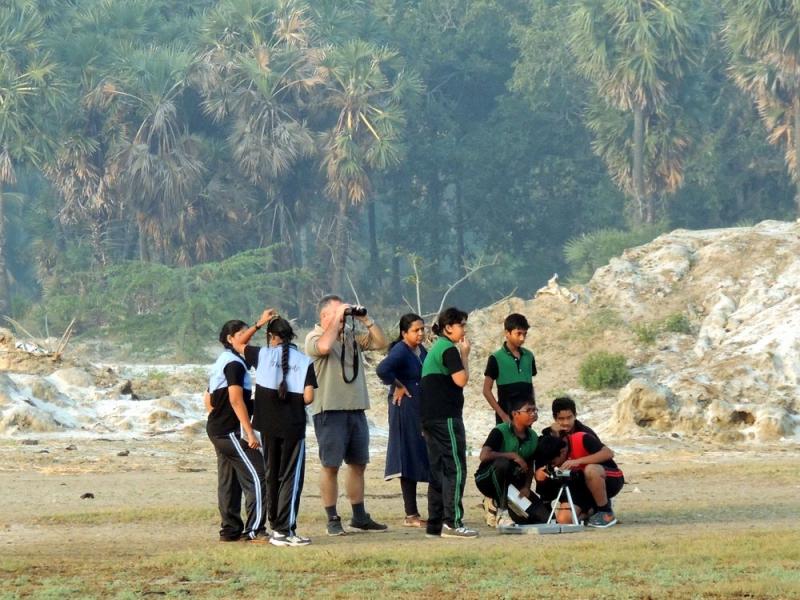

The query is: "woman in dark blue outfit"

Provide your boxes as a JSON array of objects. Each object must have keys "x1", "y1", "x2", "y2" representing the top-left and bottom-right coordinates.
[{"x1": 376, "y1": 313, "x2": 430, "y2": 527}]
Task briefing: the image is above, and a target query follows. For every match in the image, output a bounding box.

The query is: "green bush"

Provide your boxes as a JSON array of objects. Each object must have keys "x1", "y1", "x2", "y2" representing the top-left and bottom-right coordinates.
[
  {"x1": 30, "y1": 246, "x2": 312, "y2": 360},
  {"x1": 578, "y1": 351, "x2": 631, "y2": 390},
  {"x1": 663, "y1": 312, "x2": 692, "y2": 334},
  {"x1": 563, "y1": 224, "x2": 666, "y2": 283},
  {"x1": 632, "y1": 322, "x2": 659, "y2": 344}
]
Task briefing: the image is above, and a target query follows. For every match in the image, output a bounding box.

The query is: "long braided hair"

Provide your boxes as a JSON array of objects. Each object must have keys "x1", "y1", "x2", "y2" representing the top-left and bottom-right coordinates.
[{"x1": 266, "y1": 317, "x2": 296, "y2": 400}]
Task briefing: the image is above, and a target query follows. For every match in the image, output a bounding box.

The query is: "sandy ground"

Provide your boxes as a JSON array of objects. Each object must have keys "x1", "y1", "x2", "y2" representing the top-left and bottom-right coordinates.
[{"x1": 1, "y1": 434, "x2": 799, "y2": 568}]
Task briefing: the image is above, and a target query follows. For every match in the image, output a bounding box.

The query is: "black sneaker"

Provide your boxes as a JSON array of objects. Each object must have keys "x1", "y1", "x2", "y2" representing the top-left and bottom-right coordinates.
[
  {"x1": 587, "y1": 511, "x2": 617, "y2": 528},
  {"x1": 350, "y1": 514, "x2": 388, "y2": 532},
  {"x1": 219, "y1": 534, "x2": 242, "y2": 542},
  {"x1": 327, "y1": 515, "x2": 346, "y2": 536}
]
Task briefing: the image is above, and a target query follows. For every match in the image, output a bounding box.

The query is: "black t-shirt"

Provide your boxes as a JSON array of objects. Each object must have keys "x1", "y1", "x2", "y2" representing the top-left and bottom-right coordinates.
[
  {"x1": 541, "y1": 419, "x2": 601, "y2": 444},
  {"x1": 245, "y1": 345, "x2": 317, "y2": 439},
  {"x1": 420, "y1": 346, "x2": 465, "y2": 422},
  {"x1": 207, "y1": 361, "x2": 253, "y2": 438}
]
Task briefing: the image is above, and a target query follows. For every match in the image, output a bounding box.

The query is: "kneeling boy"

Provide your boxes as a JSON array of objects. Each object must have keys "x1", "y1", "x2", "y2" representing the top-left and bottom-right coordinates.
[{"x1": 474, "y1": 398, "x2": 548, "y2": 526}]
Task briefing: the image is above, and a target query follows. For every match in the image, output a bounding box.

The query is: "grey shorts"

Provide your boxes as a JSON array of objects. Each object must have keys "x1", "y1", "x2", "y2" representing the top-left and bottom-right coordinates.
[{"x1": 313, "y1": 410, "x2": 370, "y2": 468}]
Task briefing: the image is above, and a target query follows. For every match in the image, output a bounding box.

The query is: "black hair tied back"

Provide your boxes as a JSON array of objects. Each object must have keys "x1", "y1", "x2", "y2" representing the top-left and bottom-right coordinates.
[
  {"x1": 219, "y1": 320, "x2": 248, "y2": 350},
  {"x1": 267, "y1": 317, "x2": 296, "y2": 401}
]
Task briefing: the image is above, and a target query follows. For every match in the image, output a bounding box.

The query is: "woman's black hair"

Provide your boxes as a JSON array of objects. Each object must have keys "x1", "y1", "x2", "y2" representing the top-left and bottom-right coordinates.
[
  {"x1": 431, "y1": 307, "x2": 468, "y2": 337},
  {"x1": 267, "y1": 317, "x2": 296, "y2": 400},
  {"x1": 389, "y1": 313, "x2": 424, "y2": 350},
  {"x1": 219, "y1": 320, "x2": 248, "y2": 350}
]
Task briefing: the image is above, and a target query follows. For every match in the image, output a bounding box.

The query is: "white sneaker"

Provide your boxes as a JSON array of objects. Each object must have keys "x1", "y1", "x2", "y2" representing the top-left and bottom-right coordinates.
[
  {"x1": 495, "y1": 509, "x2": 516, "y2": 529},
  {"x1": 441, "y1": 524, "x2": 479, "y2": 538},
  {"x1": 270, "y1": 532, "x2": 311, "y2": 547}
]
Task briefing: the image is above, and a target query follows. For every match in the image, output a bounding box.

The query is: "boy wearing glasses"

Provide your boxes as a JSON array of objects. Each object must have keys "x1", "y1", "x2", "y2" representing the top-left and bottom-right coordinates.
[{"x1": 474, "y1": 397, "x2": 548, "y2": 527}]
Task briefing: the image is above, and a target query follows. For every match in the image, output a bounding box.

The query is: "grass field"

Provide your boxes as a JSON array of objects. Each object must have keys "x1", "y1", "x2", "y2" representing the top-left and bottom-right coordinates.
[{"x1": 1, "y1": 439, "x2": 799, "y2": 599}]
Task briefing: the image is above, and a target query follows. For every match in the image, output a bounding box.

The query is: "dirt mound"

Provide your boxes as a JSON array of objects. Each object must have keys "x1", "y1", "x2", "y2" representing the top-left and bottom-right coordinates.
[{"x1": 460, "y1": 219, "x2": 800, "y2": 443}]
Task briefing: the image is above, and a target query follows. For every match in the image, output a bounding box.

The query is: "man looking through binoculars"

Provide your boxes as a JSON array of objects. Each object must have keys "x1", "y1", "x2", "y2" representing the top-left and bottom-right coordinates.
[{"x1": 305, "y1": 294, "x2": 388, "y2": 536}]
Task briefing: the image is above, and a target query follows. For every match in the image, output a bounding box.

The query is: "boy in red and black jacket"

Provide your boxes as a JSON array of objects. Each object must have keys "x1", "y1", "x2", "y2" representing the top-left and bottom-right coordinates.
[{"x1": 544, "y1": 397, "x2": 623, "y2": 528}]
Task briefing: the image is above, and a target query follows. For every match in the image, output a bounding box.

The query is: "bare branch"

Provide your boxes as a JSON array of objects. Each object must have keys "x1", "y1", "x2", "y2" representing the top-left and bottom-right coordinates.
[
  {"x1": 345, "y1": 271, "x2": 361, "y2": 305},
  {"x1": 435, "y1": 254, "x2": 500, "y2": 315},
  {"x1": 401, "y1": 295, "x2": 417, "y2": 313}
]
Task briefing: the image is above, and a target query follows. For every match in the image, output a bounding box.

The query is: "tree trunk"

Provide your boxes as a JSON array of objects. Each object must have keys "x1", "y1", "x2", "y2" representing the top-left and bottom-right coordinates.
[
  {"x1": 390, "y1": 198, "x2": 401, "y2": 301},
  {"x1": 367, "y1": 197, "x2": 382, "y2": 285},
  {"x1": 0, "y1": 187, "x2": 9, "y2": 316},
  {"x1": 795, "y1": 96, "x2": 800, "y2": 216},
  {"x1": 331, "y1": 198, "x2": 349, "y2": 292},
  {"x1": 137, "y1": 214, "x2": 150, "y2": 262},
  {"x1": 454, "y1": 186, "x2": 465, "y2": 272},
  {"x1": 632, "y1": 105, "x2": 649, "y2": 223}
]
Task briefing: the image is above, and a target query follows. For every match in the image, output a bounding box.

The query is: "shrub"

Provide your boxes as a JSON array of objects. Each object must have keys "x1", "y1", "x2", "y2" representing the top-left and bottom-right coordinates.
[
  {"x1": 578, "y1": 351, "x2": 631, "y2": 390},
  {"x1": 563, "y1": 224, "x2": 666, "y2": 283},
  {"x1": 632, "y1": 322, "x2": 659, "y2": 344},
  {"x1": 30, "y1": 246, "x2": 312, "y2": 360},
  {"x1": 663, "y1": 313, "x2": 692, "y2": 334}
]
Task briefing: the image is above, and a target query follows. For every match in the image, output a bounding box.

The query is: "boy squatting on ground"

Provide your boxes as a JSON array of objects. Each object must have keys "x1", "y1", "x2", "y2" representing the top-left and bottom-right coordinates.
[
  {"x1": 474, "y1": 397, "x2": 552, "y2": 527},
  {"x1": 544, "y1": 397, "x2": 624, "y2": 528}
]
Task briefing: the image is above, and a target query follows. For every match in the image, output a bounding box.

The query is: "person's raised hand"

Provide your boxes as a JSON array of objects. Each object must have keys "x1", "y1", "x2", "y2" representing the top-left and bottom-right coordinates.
[
  {"x1": 458, "y1": 336, "x2": 471, "y2": 356},
  {"x1": 257, "y1": 308, "x2": 277, "y2": 328}
]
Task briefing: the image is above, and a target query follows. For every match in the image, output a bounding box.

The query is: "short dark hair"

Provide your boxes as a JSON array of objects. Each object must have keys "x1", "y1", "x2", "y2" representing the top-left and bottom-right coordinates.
[
  {"x1": 552, "y1": 396, "x2": 577, "y2": 418},
  {"x1": 533, "y1": 435, "x2": 567, "y2": 466},
  {"x1": 509, "y1": 396, "x2": 536, "y2": 414},
  {"x1": 504, "y1": 313, "x2": 529, "y2": 332},
  {"x1": 431, "y1": 307, "x2": 468, "y2": 336},
  {"x1": 317, "y1": 294, "x2": 342, "y2": 314}
]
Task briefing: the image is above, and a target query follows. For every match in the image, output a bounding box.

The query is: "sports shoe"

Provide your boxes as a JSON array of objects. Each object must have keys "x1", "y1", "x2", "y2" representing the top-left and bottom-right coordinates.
[
  {"x1": 218, "y1": 534, "x2": 242, "y2": 542},
  {"x1": 403, "y1": 515, "x2": 427, "y2": 528},
  {"x1": 271, "y1": 532, "x2": 311, "y2": 547},
  {"x1": 441, "y1": 524, "x2": 479, "y2": 538},
  {"x1": 495, "y1": 509, "x2": 516, "y2": 529},
  {"x1": 587, "y1": 511, "x2": 617, "y2": 528},
  {"x1": 350, "y1": 514, "x2": 388, "y2": 532},
  {"x1": 482, "y1": 496, "x2": 497, "y2": 527},
  {"x1": 326, "y1": 515, "x2": 346, "y2": 536}
]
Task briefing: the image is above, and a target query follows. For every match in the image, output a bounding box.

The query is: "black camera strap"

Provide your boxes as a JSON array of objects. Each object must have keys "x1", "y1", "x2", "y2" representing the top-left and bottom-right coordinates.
[{"x1": 340, "y1": 315, "x2": 359, "y2": 384}]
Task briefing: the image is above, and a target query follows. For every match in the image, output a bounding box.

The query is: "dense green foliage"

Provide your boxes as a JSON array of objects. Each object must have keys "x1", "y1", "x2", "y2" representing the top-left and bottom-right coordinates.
[
  {"x1": 1, "y1": 0, "x2": 798, "y2": 350},
  {"x1": 578, "y1": 351, "x2": 631, "y2": 390},
  {"x1": 33, "y1": 246, "x2": 308, "y2": 358}
]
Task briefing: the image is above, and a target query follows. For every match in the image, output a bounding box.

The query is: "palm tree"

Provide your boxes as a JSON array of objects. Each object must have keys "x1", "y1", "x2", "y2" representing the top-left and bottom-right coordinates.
[
  {"x1": 0, "y1": 5, "x2": 63, "y2": 314},
  {"x1": 194, "y1": 0, "x2": 322, "y2": 263},
  {"x1": 724, "y1": 0, "x2": 800, "y2": 215},
  {"x1": 570, "y1": 0, "x2": 702, "y2": 223},
  {"x1": 92, "y1": 45, "x2": 205, "y2": 264},
  {"x1": 318, "y1": 39, "x2": 421, "y2": 290}
]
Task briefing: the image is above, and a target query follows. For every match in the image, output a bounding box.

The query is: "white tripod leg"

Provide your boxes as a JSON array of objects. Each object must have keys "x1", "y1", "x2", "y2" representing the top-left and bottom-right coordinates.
[{"x1": 564, "y1": 485, "x2": 580, "y2": 525}]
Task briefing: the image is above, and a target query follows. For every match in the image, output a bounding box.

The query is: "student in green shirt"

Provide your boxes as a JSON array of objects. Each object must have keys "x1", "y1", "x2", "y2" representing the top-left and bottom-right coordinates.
[
  {"x1": 482, "y1": 313, "x2": 537, "y2": 424},
  {"x1": 474, "y1": 397, "x2": 548, "y2": 527},
  {"x1": 420, "y1": 307, "x2": 478, "y2": 539}
]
